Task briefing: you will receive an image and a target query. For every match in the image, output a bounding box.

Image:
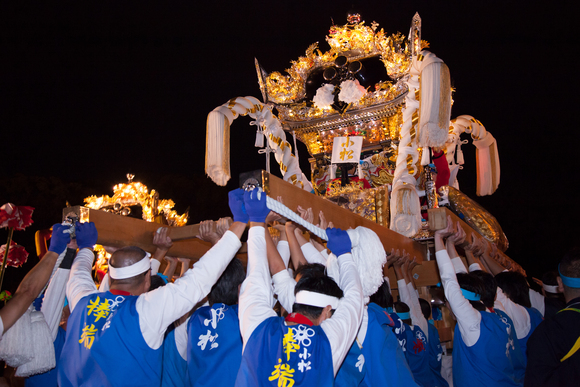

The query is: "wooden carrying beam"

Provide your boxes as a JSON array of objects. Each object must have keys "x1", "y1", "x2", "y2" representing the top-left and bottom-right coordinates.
[
  {"x1": 61, "y1": 206, "x2": 247, "y2": 262},
  {"x1": 262, "y1": 171, "x2": 427, "y2": 262},
  {"x1": 442, "y1": 207, "x2": 525, "y2": 275}
]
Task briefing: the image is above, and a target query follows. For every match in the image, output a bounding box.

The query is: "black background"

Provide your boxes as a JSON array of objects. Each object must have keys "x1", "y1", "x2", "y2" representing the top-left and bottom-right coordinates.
[{"x1": 1, "y1": 1, "x2": 578, "y2": 290}]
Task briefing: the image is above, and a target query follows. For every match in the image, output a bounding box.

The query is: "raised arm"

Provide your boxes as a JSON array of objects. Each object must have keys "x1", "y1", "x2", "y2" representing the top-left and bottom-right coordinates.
[
  {"x1": 66, "y1": 222, "x2": 99, "y2": 312},
  {"x1": 403, "y1": 254, "x2": 429, "y2": 339},
  {"x1": 446, "y1": 222, "x2": 468, "y2": 274},
  {"x1": 285, "y1": 222, "x2": 308, "y2": 269},
  {"x1": 41, "y1": 240, "x2": 77, "y2": 340},
  {"x1": 0, "y1": 224, "x2": 70, "y2": 333},
  {"x1": 434, "y1": 216, "x2": 482, "y2": 347},
  {"x1": 238, "y1": 189, "x2": 278, "y2": 349},
  {"x1": 320, "y1": 228, "x2": 364, "y2": 376},
  {"x1": 137, "y1": 189, "x2": 246, "y2": 350}
]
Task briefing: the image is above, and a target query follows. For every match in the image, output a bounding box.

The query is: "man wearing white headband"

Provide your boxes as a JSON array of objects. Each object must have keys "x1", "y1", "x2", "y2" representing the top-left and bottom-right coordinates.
[
  {"x1": 539, "y1": 271, "x2": 566, "y2": 319},
  {"x1": 526, "y1": 248, "x2": 580, "y2": 386},
  {"x1": 434, "y1": 217, "x2": 524, "y2": 387},
  {"x1": 58, "y1": 190, "x2": 247, "y2": 387},
  {"x1": 235, "y1": 188, "x2": 364, "y2": 386}
]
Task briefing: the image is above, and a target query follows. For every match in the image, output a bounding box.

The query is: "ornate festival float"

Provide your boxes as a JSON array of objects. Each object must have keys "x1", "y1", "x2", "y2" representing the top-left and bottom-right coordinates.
[
  {"x1": 203, "y1": 11, "x2": 523, "y2": 342},
  {"x1": 50, "y1": 10, "x2": 523, "y2": 347},
  {"x1": 205, "y1": 11, "x2": 517, "y2": 269}
]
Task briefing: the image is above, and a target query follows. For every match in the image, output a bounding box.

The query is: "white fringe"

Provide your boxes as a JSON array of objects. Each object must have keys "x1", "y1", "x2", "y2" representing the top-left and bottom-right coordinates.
[
  {"x1": 0, "y1": 306, "x2": 34, "y2": 367},
  {"x1": 15, "y1": 310, "x2": 55, "y2": 377}
]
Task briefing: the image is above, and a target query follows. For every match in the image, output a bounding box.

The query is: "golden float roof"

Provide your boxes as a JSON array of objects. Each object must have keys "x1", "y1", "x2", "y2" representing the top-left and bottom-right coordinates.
[
  {"x1": 84, "y1": 174, "x2": 188, "y2": 227},
  {"x1": 256, "y1": 14, "x2": 427, "y2": 130}
]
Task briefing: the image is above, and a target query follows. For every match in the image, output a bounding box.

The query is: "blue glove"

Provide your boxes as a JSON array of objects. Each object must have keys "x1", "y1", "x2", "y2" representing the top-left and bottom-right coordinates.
[
  {"x1": 326, "y1": 227, "x2": 352, "y2": 256},
  {"x1": 243, "y1": 188, "x2": 270, "y2": 223},
  {"x1": 228, "y1": 189, "x2": 249, "y2": 223},
  {"x1": 48, "y1": 224, "x2": 71, "y2": 254},
  {"x1": 76, "y1": 222, "x2": 98, "y2": 250}
]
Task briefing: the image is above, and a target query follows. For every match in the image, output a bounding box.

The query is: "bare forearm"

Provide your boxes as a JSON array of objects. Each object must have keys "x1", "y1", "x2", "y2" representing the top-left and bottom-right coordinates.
[
  {"x1": 266, "y1": 228, "x2": 286, "y2": 275},
  {"x1": 286, "y1": 225, "x2": 307, "y2": 269},
  {"x1": 163, "y1": 259, "x2": 178, "y2": 279},
  {"x1": 0, "y1": 251, "x2": 59, "y2": 330}
]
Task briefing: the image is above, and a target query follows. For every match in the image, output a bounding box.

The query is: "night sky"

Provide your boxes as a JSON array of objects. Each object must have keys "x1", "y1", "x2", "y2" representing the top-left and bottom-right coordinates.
[{"x1": 0, "y1": 1, "x2": 578, "y2": 289}]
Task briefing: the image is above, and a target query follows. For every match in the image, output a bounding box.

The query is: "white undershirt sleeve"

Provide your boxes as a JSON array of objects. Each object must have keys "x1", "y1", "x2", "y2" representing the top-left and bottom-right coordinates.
[
  {"x1": 529, "y1": 288, "x2": 545, "y2": 316},
  {"x1": 406, "y1": 282, "x2": 429, "y2": 341},
  {"x1": 271, "y1": 271, "x2": 296, "y2": 313},
  {"x1": 174, "y1": 317, "x2": 190, "y2": 361},
  {"x1": 300, "y1": 243, "x2": 327, "y2": 265},
  {"x1": 277, "y1": 241, "x2": 291, "y2": 269},
  {"x1": 41, "y1": 252, "x2": 70, "y2": 341},
  {"x1": 238, "y1": 227, "x2": 277, "y2": 351},
  {"x1": 137, "y1": 230, "x2": 241, "y2": 350},
  {"x1": 150, "y1": 258, "x2": 161, "y2": 276},
  {"x1": 321, "y1": 252, "x2": 364, "y2": 376},
  {"x1": 66, "y1": 248, "x2": 99, "y2": 312},
  {"x1": 435, "y1": 250, "x2": 481, "y2": 347},
  {"x1": 451, "y1": 257, "x2": 468, "y2": 274},
  {"x1": 98, "y1": 273, "x2": 110, "y2": 292},
  {"x1": 468, "y1": 263, "x2": 483, "y2": 272},
  {"x1": 495, "y1": 287, "x2": 531, "y2": 339}
]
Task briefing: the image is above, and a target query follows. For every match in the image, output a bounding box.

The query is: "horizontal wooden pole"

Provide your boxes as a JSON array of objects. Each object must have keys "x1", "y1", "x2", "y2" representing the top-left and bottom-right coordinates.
[
  {"x1": 263, "y1": 171, "x2": 427, "y2": 262},
  {"x1": 62, "y1": 206, "x2": 246, "y2": 263}
]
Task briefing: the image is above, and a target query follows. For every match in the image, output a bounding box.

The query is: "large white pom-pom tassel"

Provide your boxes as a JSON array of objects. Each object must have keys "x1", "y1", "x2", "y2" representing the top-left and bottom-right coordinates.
[
  {"x1": 0, "y1": 306, "x2": 34, "y2": 367},
  {"x1": 15, "y1": 310, "x2": 55, "y2": 377},
  {"x1": 346, "y1": 227, "x2": 387, "y2": 299}
]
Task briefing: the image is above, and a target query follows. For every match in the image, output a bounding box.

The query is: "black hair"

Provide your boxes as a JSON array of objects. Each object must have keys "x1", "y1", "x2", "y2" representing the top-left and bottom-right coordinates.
[
  {"x1": 494, "y1": 271, "x2": 531, "y2": 308},
  {"x1": 470, "y1": 270, "x2": 497, "y2": 309},
  {"x1": 560, "y1": 247, "x2": 580, "y2": 285},
  {"x1": 149, "y1": 275, "x2": 167, "y2": 291},
  {"x1": 208, "y1": 258, "x2": 245, "y2": 306},
  {"x1": 293, "y1": 263, "x2": 326, "y2": 280},
  {"x1": 393, "y1": 301, "x2": 412, "y2": 325},
  {"x1": 369, "y1": 281, "x2": 393, "y2": 309},
  {"x1": 456, "y1": 273, "x2": 487, "y2": 312},
  {"x1": 292, "y1": 274, "x2": 343, "y2": 321},
  {"x1": 542, "y1": 270, "x2": 559, "y2": 287},
  {"x1": 419, "y1": 298, "x2": 431, "y2": 320}
]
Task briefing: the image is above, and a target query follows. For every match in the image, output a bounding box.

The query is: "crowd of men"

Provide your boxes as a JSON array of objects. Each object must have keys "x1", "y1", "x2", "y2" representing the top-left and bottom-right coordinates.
[{"x1": 0, "y1": 188, "x2": 579, "y2": 386}]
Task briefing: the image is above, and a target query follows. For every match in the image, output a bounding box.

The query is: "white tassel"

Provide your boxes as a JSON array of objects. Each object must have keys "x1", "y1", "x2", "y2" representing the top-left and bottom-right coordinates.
[
  {"x1": 15, "y1": 311, "x2": 55, "y2": 377},
  {"x1": 420, "y1": 147, "x2": 431, "y2": 166},
  {"x1": 357, "y1": 162, "x2": 363, "y2": 179},
  {"x1": 255, "y1": 129, "x2": 264, "y2": 148},
  {"x1": 0, "y1": 306, "x2": 34, "y2": 367},
  {"x1": 329, "y1": 164, "x2": 336, "y2": 180}
]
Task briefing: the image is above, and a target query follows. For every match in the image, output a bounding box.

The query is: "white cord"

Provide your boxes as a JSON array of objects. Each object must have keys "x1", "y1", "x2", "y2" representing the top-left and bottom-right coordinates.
[{"x1": 265, "y1": 196, "x2": 328, "y2": 240}]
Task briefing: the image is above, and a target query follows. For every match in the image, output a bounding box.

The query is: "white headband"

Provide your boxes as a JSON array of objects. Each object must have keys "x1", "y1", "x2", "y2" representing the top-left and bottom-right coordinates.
[
  {"x1": 109, "y1": 252, "x2": 151, "y2": 280},
  {"x1": 295, "y1": 290, "x2": 339, "y2": 310},
  {"x1": 543, "y1": 283, "x2": 560, "y2": 294}
]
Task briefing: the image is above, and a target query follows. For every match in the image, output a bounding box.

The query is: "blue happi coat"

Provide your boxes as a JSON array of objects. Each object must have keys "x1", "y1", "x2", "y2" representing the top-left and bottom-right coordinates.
[
  {"x1": 187, "y1": 304, "x2": 242, "y2": 386},
  {"x1": 162, "y1": 327, "x2": 188, "y2": 387},
  {"x1": 58, "y1": 291, "x2": 163, "y2": 387},
  {"x1": 334, "y1": 340, "x2": 366, "y2": 387},
  {"x1": 427, "y1": 322, "x2": 448, "y2": 387},
  {"x1": 453, "y1": 309, "x2": 525, "y2": 387},
  {"x1": 235, "y1": 315, "x2": 334, "y2": 387},
  {"x1": 519, "y1": 307, "x2": 543, "y2": 363},
  {"x1": 363, "y1": 303, "x2": 418, "y2": 387}
]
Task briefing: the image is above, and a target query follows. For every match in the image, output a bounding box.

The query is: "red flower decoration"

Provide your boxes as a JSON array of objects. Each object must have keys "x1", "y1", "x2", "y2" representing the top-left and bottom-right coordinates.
[
  {"x1": 0, "y1": 241, "x2": 29, "y2": 268},
  {"x1": 0, "y1": 203, "x2": 34, "y2": 231}
]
